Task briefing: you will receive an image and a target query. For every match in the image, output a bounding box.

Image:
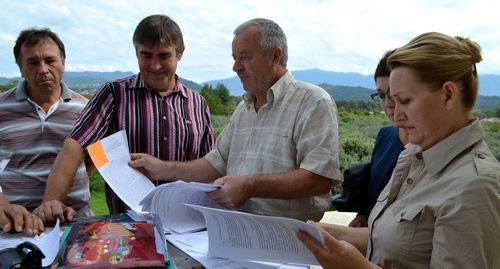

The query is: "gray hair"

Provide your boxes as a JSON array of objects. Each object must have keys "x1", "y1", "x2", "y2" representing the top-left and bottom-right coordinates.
[{"x1": 234, "y1": 18, "x2": 288, "y2": 67}]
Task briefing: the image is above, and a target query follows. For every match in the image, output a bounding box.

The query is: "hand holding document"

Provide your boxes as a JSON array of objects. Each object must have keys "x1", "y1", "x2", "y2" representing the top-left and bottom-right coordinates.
[
  {"x1": 87, "y1": 130, "x2": 223, "y2": 233},
  {"x1": 87, "y1": 130, "x2": 155, "y2": 213},
  {"x1": 141, "y1": 180, "x2": 224, "y2": 234},
  {"x1": 86, "y1": 131, "x2": 324, "y2": 267}
]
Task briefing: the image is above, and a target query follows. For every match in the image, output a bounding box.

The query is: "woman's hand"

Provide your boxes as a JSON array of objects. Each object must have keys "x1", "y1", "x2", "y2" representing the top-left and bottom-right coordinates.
[{"x1": 297, "y1": 220, "x2": 380, "y2": 269}]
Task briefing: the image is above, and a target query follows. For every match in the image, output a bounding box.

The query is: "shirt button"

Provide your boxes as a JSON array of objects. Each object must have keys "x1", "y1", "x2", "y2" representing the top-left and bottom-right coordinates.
[
  {"x1": 400, "y1": 212, "x2": 406, "y2": 217},
  {"x1": 163, "y1": 137, "x2": 167, "y2": 141},
  {"x1": 416, "y1": 153, "x2": 423, "y2": 160},
  {"x1": 477, "y1": 153, "x2": 486, "y2": 159},
  {"x1": 163, "y1": 116, "x2": 167, "y2": 120},
  {"x1": 406, "y1": 178, "x2": 413, "y2": 184}
]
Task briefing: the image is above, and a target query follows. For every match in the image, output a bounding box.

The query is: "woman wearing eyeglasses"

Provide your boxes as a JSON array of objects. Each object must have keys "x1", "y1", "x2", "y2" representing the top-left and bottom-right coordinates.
[{"x1": 348, "y1": 50, "x2": 409, "y2": 228}]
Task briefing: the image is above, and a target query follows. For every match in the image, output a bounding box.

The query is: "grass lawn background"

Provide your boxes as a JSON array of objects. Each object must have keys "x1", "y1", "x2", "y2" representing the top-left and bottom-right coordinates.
[{"x1": 89, "y1": 172, "x2": 109, "y2": 216}]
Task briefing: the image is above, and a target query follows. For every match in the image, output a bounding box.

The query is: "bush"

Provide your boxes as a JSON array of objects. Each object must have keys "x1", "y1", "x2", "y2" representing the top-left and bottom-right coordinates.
[
  {"x1": 483, "y1": 122, "x2": 500, "y2": 158},
  {"x1": 211, "y1": 115, "x2": 231, "y2": 137},
  {"x1": 88, "y1": 110, "x2": 500, "y2": 207},
  {"x1": 89, "y1": 171, "x2": 105, "y2": 192}
]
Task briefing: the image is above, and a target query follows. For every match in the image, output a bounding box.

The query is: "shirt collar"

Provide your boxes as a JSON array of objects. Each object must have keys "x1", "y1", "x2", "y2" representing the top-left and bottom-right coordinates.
[
  {"x1": 243, "y1": 70, "x2": 292, "y2": 109},
  {"x1": 134, "y1": 73, "x2": 188, "y2": 98},
  {"x1": 421, "y1": 119, "x2": 483, "y2": 177},
  {"x1": 15, "y1": 80, "x2": 72, "y2": 102}
]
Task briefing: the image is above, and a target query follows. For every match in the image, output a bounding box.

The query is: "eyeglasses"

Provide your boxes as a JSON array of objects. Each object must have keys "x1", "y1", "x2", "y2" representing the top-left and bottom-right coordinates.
[{"x1": 370, "y1": 91, "x2": 393, "y2": 102}]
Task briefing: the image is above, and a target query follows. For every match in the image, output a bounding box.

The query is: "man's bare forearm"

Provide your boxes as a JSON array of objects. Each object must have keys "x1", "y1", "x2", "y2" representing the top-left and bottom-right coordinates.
[
  {"x1": 43, "y1": 138, "x2": 86, "y2": 203},
  {"x1": 246, "y1": 168, "x2": 334, "y2": 199},
  {"x1": 168, "y1": 158, "x2": 223, "y2": 183}
]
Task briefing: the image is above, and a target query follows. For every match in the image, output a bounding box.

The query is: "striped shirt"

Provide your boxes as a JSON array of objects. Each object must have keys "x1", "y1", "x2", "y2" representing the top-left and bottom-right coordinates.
[
  {"x1": 204, "y1": 71, "x2": 340, "y2": 221},
  {"x1": 0, "y1": 81, "x2": 90, "y2": 212},
  {"x1": 69, "y1": 73, "x2": 215, "y2": 214}
]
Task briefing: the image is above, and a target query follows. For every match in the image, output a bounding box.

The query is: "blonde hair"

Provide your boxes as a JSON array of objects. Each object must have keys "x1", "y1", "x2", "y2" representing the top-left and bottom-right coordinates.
[{"x1": 388, "y1": 32, "x2": 482, "y2": 111}]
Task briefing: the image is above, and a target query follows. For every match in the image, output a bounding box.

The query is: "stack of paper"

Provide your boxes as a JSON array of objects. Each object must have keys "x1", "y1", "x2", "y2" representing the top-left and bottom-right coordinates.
[
  {"x1": 140, "y1": 180, "x2": 223, "y2": 234},
  {"x1": 88, "y1": 131, "x2": 325, "y2": 268}
]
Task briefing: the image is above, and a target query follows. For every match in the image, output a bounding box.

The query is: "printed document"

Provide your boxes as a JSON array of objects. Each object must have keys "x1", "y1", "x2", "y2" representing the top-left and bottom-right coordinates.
[
  {"x1": 87, "y1": 130, "x2": 155, "y2": 212},
  {"x1": 140, "y1": 180, "x2": 223, "y2": 234},
  {"x1": 87, "y1": 130, "x2": 223, "y2": 233},
  {"x1": 167, "y1": 231, "x2": 312, "y2": 269},
  {"x1": 187, "y1": 204, "x2": 323, "y2": 266}
]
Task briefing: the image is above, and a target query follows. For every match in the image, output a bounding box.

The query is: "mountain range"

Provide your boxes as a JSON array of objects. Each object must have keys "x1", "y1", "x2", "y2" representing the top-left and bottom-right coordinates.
[
  {"x1": 1, "y1": 69, "x2": 499, "y2": 98},
  {"x1": 204, "y1": 68, "x2": 500, "y2": 97}
]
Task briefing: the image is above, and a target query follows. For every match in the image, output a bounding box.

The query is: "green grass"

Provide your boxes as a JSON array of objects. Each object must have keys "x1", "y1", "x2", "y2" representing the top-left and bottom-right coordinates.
[
  {"x1": 88, "y1": 113, "x2": 500, "y2": 214},
  {"x1": 89, "y1": 172, "x2": 110, "y2": 216}
]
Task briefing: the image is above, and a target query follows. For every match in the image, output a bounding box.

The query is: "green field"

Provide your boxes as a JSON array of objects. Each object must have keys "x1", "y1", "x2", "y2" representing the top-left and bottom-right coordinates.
[
  {"x1": 88, "y1": 172, "x2": 109, "y2": 216},
  {"x1": 89, "y1": 110, "x2": 500, "y2": 215}
]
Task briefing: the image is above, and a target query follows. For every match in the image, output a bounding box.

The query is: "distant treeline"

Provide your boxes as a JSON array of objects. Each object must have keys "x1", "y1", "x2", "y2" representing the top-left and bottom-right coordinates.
[
  {"x1": 196, "y1": 83, "x2": 500, "y2": 119},
  {"x1": 1, "y1": 79, "x2": 499, "y2": 118}
]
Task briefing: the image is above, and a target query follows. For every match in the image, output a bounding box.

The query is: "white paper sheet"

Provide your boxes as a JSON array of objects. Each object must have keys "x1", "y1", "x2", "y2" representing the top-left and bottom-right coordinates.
[
  {"x1": 0, "y1": 158, "x2": 10, "y2": 172},
  {"x1": 87, "y1": 130, "x2": 156, "y2": 212},
  {"x1": 167, "y1": 231, "x2": 241, "y2": 269},
  {"x1": 145, "y1": 180, "x2": 223, "y2": 234},
  {"x1": 87, "y1": 130, "x2": 223, "y2": 233},
  {"x1": 166, "y1": 231, "x2": 289, "y2": 269},
  {"x1": 0, "y1": 219, "x2": 61, "y2": 267},
  {"x1": 187, "y1": 204, "x2": 323, "y2": 266}
]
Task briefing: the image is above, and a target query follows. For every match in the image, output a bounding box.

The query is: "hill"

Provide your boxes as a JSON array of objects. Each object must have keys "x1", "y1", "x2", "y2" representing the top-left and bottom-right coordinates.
[
  {"x1": 64, "y1": 71, "x2": 135, "y2": 80},
  {"x1": 64, "y1": 71, "x2": 203, "y2": 92},
  {"x1": 2, "y1": 69, "x2": 498, "y2": 97},
  {"x1": 203, "y1": 69, "x2": 500, "y2": 97},
  {"x1": 1, "y1": 69, "x2": 498, "y2": 109},
  {"x1": 319, "y1": 84, "x2": 374, "y2": 102},
  {"x1": 202, "y1": 69, "x2": 375, "y2": 97},
  {"x1": 0, "y1": 71, "x2": 202, "y2": 92}
]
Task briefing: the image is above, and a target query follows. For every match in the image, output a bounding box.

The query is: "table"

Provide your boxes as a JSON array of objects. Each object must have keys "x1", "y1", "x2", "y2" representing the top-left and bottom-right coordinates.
[
  {"x1": 48, "y1": 211, "x2": 352, "y2": 268},
  {"x1": 167, "y1": 241, "x2": 204, "y2": 269}
]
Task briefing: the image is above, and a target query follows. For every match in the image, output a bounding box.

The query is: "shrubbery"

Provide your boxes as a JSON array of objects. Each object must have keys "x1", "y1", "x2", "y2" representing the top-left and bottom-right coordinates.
[
  {"x1": 206, "y1": 108, "x2": 500, "y2": 196},
  {"x1": 89, "y1": 170, "x2": 105, "y2": 192},
  {"x1": 88, "y1": 102, "x2": 500, "y2": 196}
]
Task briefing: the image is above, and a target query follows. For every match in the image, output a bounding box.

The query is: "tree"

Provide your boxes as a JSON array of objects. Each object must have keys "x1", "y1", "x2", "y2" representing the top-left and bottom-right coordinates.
[
  {"x1": 0, "y1": 79, "x2": 20, "y2": 93},
  {"x1": 200, "y1": 83, "x2": 238, "y2": 116},
  {"x1": 485, "y1": 107, "x2": 500, "y2": 118},
  {"x1": 215, "y1": 83, "x2": 230, "y2": 106}
]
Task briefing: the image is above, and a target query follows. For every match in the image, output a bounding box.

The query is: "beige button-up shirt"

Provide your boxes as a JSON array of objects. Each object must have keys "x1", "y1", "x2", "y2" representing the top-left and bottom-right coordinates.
[
  {"x1": 367, "y1": 119, "x2": 500, "y2": 268},
  {"x1": 204, "y1": 71, "x2": 340, "y2": 221}
]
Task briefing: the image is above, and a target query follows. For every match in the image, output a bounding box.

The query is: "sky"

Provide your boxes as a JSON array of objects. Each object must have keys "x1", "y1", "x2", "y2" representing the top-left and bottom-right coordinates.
[{"x1": 1, "y1": 0, "x2": 500, "y2": 84}]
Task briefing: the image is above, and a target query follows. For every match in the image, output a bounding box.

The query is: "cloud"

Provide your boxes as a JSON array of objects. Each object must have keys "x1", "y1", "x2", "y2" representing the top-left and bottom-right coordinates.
[{"x1": 1, "y1": 0, "x2": 499, "y2": 83}]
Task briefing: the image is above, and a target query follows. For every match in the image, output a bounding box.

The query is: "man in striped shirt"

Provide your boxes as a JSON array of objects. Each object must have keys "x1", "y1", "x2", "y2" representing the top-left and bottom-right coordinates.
[
  {"x1": 34, "y1": 14, "x2": 215, "y2": 223},
  {"x1": 0, "y1": 28, "x2": 90, "y2": 235}
]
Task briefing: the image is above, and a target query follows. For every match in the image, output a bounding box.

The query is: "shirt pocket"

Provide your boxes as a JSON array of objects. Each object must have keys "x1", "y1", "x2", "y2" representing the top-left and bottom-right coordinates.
[{"x1": 392, "y1": 205, "x2": 424, "y2": 255}]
